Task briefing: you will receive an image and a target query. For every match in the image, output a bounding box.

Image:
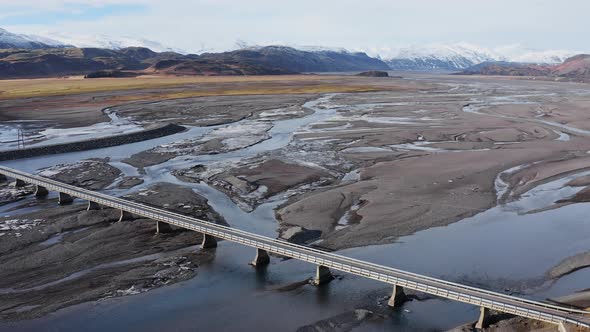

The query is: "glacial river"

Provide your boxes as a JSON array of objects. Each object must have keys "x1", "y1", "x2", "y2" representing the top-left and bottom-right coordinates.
[{"x1": 1, "y1": 92, "x2": 590, "y2": 331}]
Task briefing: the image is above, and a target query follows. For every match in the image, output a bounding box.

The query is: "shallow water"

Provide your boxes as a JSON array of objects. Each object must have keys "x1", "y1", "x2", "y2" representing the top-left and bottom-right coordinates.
[
  {"x1": 0, "y1": 241, "x2": 477, "y2": 332},
  {"x1": 343, "y1": 198, "x2": 590, "y2": 288},
  {"x1": 1, "y1": 126, "x2": 215, "y2": 173}
]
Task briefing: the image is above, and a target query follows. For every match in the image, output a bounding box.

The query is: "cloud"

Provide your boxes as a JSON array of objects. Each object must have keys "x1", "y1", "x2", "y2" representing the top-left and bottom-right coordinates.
[
  {"x1": 2, "y1": 0, "x2": 589, "y2": 53},
  {"x1": 0, "y1": 2, "x2": 147, "y2": 25}
]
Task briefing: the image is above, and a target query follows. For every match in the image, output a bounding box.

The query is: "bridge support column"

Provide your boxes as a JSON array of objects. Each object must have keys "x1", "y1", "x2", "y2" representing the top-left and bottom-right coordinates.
[
  {"x1": 558, "y1": 322, "x2": 576, "y2": 332},
  {"x1": 34, "y1": 185, "x2": 49, "y2": 197},
  {"x1": 87, "y1": 201, "x2": 101, "y2": 211},
  {"x1": 387, "y1": 284, "x2": 407, "y2": 308},
  {"x1": 118, "y1": 210, "x2": 134, "y2": 222},
  {"x1": 475, "y1": 306, "x2": 491, "y2": 329},
  {"x1": 156, "y1": 221, "x2": 172, "y2": 233},
  {"x1": 250, "y1": 248, "x2": 270, "y2": 267},
  {"x1": 58, "y1": 192, "x2": 73, "y2": 205},
  {"x1": 13, "y1": 178, "x2": 26, "y2": 188},
  {"x1": 201, "y1": 233, "x2": 217, "y2": 249},
  {"x1": 311, "y1": 265, "x2": 333, "y2": 286},
  {"x1": 0, "y1": 174, "x2": 7, "y2": 182}
]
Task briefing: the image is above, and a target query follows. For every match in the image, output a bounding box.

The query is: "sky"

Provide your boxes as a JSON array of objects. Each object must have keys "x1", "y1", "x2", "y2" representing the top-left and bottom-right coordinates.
[{"x1": 1, "y1": 0, "x2": 589, "y2": 55}]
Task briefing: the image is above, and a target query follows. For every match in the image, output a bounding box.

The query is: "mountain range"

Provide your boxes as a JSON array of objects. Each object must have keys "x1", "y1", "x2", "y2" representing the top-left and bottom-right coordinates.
[
  {"x1": 379, "y1": 43, "x2": 578, "y2": 71},
  {"x1": 199, "y1": 46, "x2": 390, "y2": 72},
  {"x1": 0, "y1": 45, "x2": 391, "y2": 79},
  {"x1": 0, "y1": 27, "x2": 588, "y2": 79},
  {"x1": 33, "y1": 32, "x2": 187, "y2": 54}
]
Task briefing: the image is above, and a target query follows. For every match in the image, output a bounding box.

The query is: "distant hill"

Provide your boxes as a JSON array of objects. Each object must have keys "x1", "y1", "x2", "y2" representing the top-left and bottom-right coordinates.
[
  {"x1": 459, "y1": 55, "x2": 590, "y2": 82},
  {"x1": 552, "y1": 54, "x2": 590, "y2": 81},
  {"x1": 461, "y1": 61, "x2": 551, "y2": 76},
  {"x1": 146, "y1": 58, "x2": 294, "y2": 76},
  {"x1": 0, "y1": 44, "x2": 392, "y2": 79},
  {"x1": 0, "y1": 47, "x2": 192, "y2": 78},
  {"x1": 199, "y1": 46, "x2": 391, "y2": 72}
]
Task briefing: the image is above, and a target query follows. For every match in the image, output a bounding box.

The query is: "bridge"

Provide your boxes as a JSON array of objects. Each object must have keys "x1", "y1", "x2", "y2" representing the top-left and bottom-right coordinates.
[{"x1": 0, "y1": 165, "x2": 588, "y2": 331}]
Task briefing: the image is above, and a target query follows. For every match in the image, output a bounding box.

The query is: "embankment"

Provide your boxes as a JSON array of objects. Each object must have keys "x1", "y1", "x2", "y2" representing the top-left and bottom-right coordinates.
[{"x1": 0, "y1": 123, "x2": 186, "y2": 161}]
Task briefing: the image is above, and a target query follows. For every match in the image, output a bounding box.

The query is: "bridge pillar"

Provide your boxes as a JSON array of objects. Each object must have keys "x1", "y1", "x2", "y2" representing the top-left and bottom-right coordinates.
[
  {"x1": 387, "y1": 284, "x2": 407, "y2": 308},
  {"x1": 0, "y1": 174, "x2": 7, "y2": 182},
  {"x1": 156, "y1": 221, "x2": 172, "y2": 233},
  {"x1": 475, "y1": 306, "x2": 491, "y2": 329},
  {"x1": 58, "y1": 192, "x2": 73, "y2": 205},
  {"x1": 558, "y1": 322, "x2": 576, "y2": 332},
  {"x1": 250, "y1": 248, "x2": 270, "y2": 267},
  {"x1": 201, "y1": 233, "x2": 217, "y2": 249},
  {"x1": 311, "y1": 265, "x2": 333, "y2": 286},
  {"x1": 118, "y1": 210, "x2": 134, "y2": 222},
  {"x1": 87, "y1": 201, "x2": 101, "y2": 211},
  {"x1": 13, "y1": 178, "x2": 26, "y2": 188},
  {"x1": 34, "y1": 185, "x2": 49, "y2": 197}
]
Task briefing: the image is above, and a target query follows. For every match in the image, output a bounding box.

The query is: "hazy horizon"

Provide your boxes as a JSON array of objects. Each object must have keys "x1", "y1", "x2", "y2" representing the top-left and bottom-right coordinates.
[{"x1": 1, "y1": 0, "x2": 589, "y2": 56}]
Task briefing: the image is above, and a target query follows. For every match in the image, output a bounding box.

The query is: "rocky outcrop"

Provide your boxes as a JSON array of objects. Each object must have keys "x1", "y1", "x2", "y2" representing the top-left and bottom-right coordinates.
[
  {"x1": 84, "y1": 70, "x2": 139, "y2": 78},
  {"x1": 279, "y1": 225, "x2": 322, "y2": 245},
  {"x1": 356, "y1": 70, "x2": 389, "y2": 77}
]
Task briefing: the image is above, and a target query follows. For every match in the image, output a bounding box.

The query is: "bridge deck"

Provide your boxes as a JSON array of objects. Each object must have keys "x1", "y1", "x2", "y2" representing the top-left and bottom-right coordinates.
[{"x1": 1, "y1": 166, "x2": 589, "y2": 328}]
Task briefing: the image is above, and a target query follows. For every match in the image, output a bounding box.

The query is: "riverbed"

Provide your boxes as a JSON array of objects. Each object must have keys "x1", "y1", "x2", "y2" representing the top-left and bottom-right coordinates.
[{"x1": 1, "y1": 76, "x2": 590, "y2": 331}]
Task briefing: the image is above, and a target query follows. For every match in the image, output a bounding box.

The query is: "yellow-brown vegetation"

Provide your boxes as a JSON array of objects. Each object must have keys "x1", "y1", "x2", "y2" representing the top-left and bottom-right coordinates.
[{"x1": 0, "y1": 75, "x2": 386, "y2": 100}]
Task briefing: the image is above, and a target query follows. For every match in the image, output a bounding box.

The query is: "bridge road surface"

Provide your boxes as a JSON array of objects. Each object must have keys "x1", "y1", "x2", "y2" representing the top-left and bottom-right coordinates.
[{"x1": 1, "y1": 166, "x2": 589, "y2": 329}]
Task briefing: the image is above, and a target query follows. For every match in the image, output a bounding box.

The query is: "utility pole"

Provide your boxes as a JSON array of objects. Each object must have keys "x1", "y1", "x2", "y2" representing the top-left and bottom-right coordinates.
[{"x1": 17, "y1": 128, "x2": 25, "y2": 150}]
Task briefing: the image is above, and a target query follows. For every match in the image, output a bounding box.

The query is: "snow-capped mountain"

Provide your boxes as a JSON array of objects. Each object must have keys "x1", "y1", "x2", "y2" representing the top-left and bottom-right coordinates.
[
  {"x1": 0, "y1": 27, "x2": 185, "y2": 53},
  {"x1": 1, "y1": 27, "x2": 583, "y2": 73},
  {"x1": 0, "y1": 28, "x2": 69, "y2": 49},
  {"x1": 493, "y1": 45, "x2": 576, "y2": 64},
  {"x1": 290, "y1": 45, "x2": 351, "y2": 54},
  {"x1": 232, "y1": 41, "x2": 352, "y2": 55},
  {"x1": 381, "y1": 44, "x2": 498, "y2": 71},
  {"x1": 372, "y1": 43, "x2": 579, "y2": 71},
  {"x1": 37, "y1": 32, "x2": 186, "y2": 54}
]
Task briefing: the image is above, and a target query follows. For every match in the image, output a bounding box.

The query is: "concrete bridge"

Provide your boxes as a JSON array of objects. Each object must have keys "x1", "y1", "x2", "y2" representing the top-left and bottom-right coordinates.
[{"x1": 0, "y1": 165, "x2": 589, "y2": 331}]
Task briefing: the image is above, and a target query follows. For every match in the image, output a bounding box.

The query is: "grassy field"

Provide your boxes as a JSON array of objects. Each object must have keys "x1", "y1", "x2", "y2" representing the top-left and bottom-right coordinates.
[{"x1": 0, "y1": 75, "x2": 386, "y2": 100}]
